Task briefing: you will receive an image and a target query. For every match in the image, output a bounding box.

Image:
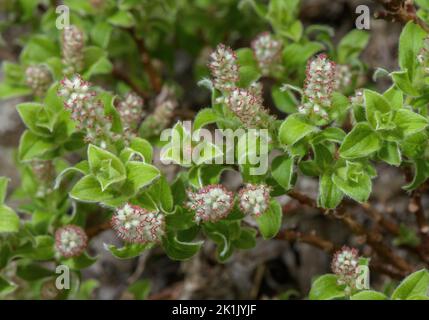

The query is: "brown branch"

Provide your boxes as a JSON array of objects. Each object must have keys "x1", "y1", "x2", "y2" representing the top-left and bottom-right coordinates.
[
  {"x1": 85, "y1": 220, "x2": 111, "y2": 240},
  {"x1": 287, "y1": 189, "x2": 414, "y2": 273},
  {"x1": 370, "y1": 260, "x2": 407, "y2": 279},
  {"x1": 373, "y1": 0, "x2": 429, "y2": 33},
  {"x1": 409, "y1": 189, "x2": 429, "y2": 235},
  {"x1": 277, "y1": 229, "x2": 336, "y2": 253},
  {"x1": 360, "y1": 202, "x2": 400, "y2": 236}
]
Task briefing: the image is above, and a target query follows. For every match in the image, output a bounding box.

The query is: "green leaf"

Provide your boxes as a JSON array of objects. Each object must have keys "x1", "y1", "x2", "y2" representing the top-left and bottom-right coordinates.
[
  {"x1": 330, "y1": 92, "x2": 351, "y2": 118},
  {"x1": 88, "y1": 144, "x2": 126, "y2": 191},
  {"x1": 401, "y1": 131, "x2": 428, "y2": 159},
  {"x1": 407, "y1": 295, "x2": 429, "y2": 300},
  {"x1": 13, "y1": 236, "x2": 55, "y2": 260},
  {"x1": 256, "y1": 200, "x2": 282, "y2": 239},
  {"x1": 236, "y1": 48, "x2": 258, "y2": 69},
  {"x1": 203, "y1": 221, "x2": 237, "y2": 262},
  {"x1": 129, "y1": 138, "x2": 153, "y2": 163},
  {"x1": 279, "y1": 114, "x2": 318, "y2": 146},
  {"x1": 0, "y1": 205, "x2": 20, "y2": 233},
  {"x1": 309, "y1": 274, "x2": 345, "y2": 300},
  {"x1": 83, "y1": 57, "x2": 113, "y2": 79},
  {"x1": 147, "y1": 176, "x2": 173, "y2": 212},
  {"x1": 108, "y1": 10, "x2": 136, "y2": 28},
  {"x1": 271, "y1": 155, "x2": 294, "y2": 191},
  {"x1": 318, "y1": 173, "x2": 344, "y2": 209},
  {"x1": 75, "y1": 279, "x2": 99, "y2": 300},
  {"x1": 378, "y1": 141, "x2": 401, "y2": 166},
  {"x1": 104, "y1": 243, "x2": 151, "y2": 259},
  {"x1": 364, "y1": 89, "x2": 393, "y2": 130},
  {"x1": 393, "y1": 109, "x2": 428, "y2": 137},
  {"x1": 62, "y1": 252, "x2": 97, "y2": 270},
  {"x1": 126, "y1": 161, "x2": 160, "y2": 193},
  {"x1": 194, "y1": 108, "x2": 219, "y2": 130},
  {"x1": 16, "y1": 263, "x2": 54, "y2": 281},
  {"x1": 282, "y1": 42, "x2": 324, "y2": 73},
  {"x1": 403, "y1": 159, "x2": 429, "y2": 191},
  {"x1": 18, "y1": 131, "x2": 57, "y2": 162},
  {"x1": 128, "y1": 279, "x2": 151, "y2": 300},
  {"x1": 391, "y1": 269, "x2": 429, "y2": 300},
  {"x1": 0, "y1": 177, "x2": 8, "y2": 204},
  {"x1": 0, "y1": 83, "x2": 31, "y2": 99},
  {"x1": 233, "y1": 228, "x2": 257, "y2": 250},
  {"x1": 391, "y1": 70, "x2": 420, "y2": 96},
  {"x1": 399, "y1": 21, "x2": 425, "y2": 81},
  {"x1": 90, "y1": 21, "x2": 113, "y2": 48},
  {"x1": 54, "y1": 161, "x2": 89, "y2": 189},
  {"x1": 70, "y1": 175, "x2": 121, "y2": 205},
  {"x1": 312, "y1": 127, "x2": 346, "y2": 144},
  {"x1": 337, "y1": 30, "x2": 370, "y2": 64},
  {"x1": 351, "y1": 290, "x2": 388, "y2": 300},
  {"x1": 271, "y1": 85, "x2": 298, "y2": 114},
  {"x1": 0, "y1": 276, "x2": 16, "y2": 296},
  {"x1": 383, "y1": 85, "x2": 403, "y2": 110},
  {"x1": 162, "y1": 233, "x2": 203, "y2": 260},
  {"x1": 20, "y1": 35, "x2": 60, "y2": 64},
  {"x1": 332, "y1": 161, "x2": 372, "y2": 203},
  {"x1": 16, "y1": 103, "x2": 52, "y2": 136},
  {"x1": 238, "y1": 66, "x2": 260, "y2": 88},
  {"x1": 339, "y1": 123, "x2": 381, "y2": 159}
]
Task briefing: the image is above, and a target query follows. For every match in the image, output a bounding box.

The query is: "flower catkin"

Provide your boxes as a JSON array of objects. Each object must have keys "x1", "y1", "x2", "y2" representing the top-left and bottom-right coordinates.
[
  {"x1": 300, "y1": 54, "x2": 336, "y2": 118},
  {"x1": 334, "y1": 64, "x2": 352, "y2": 91},
  {"x1": 331, "y1": 246, "x2": 360, "y2": 292},
  {"x1": 251, "y1": 32, "x2": 282, "y2": 75},
  {"x1": 55, "y1": 225, "x2": 88, "y2": 258},
  {"x1": 32, "y1": 160, "x2": 55, "y2": 197},
  {"x1": 140, "y1": 87, "x2": 177, "y2": 138},
  {"x1": 238, "y1": 184, "x2": 271, "y2": 217},
  {"x1": 58, "y1": 75, "x2": 117, "y2": 147},
  {"x1": 61, "y1": 25, "x2": 85, "y2": 75},
  {"x1": 208, "y1": 44, "x2": 239, "y2": 91},
  {"x1": 111, "y1": 204, "x2": 165, "y2": 244},
  {"x1": 117, "y1": 92, "x2": 144, "y2": 129},
  {"x1": 186, "y1": 185, "x2": 234, "y2": 223},
  {"x1": 25, "y1": 65, "x2": 52, "y2": 96},
  {"x1": 225, "y1": 87, "x2": 271, "y2": 128}
]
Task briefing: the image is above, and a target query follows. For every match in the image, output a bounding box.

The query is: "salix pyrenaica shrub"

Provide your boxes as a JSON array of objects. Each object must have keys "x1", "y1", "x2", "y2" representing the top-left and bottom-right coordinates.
[{"x1": 0, "y1": 0, "x2": 429, "y2": 300}]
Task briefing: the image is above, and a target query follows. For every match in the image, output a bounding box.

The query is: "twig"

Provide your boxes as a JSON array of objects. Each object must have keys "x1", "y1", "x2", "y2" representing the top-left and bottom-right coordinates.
[
  {"x1": 361, "y1": 202, "x2": 400, "y2": 236},
  {"x1": 409, "y1": 189, "x2": 429, "y2": 236},
  {"x1": 277, "y1": 229, "x2": 336, "y2": 253},
  {"x1": 373, "y1": 0, "x2": 429, "y2": 33},
  {"x1": 287, "y1": 189, "x2": 414, "y2": 273},
  {"x1": 86, "y1": 220, "x2": 111, "y2": 240}
]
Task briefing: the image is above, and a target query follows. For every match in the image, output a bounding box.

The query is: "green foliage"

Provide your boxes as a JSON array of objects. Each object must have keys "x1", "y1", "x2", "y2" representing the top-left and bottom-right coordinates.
[
  {"x1": 2, "y1": 0, "x2": 429, "y2": 300},
  {"x1": 310, "y1": 269, "x2": 429, "y2": 300}
]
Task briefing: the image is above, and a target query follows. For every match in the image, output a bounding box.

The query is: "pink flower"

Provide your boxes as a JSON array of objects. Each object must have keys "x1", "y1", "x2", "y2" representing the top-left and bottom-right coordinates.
[
  {"x1": 186, "y1": 185, "x2": 234, "y2": 223},
  {"x1": 300, "y1": 54, "x2": 336, "y2": 118},
  {"x1": 331, "y1": 246, "x2": 361, "y2": 291},
  {"x1": 25, "y1": 65, "x2": 52, "y2": 96},
  {"x1": 251, "y1": 32, "x2": 282, "y2": 75},
  {"x1": 208, "y1": 44, "x2": 239, "y2": 91},
  {"x1": 111, "y1": 204, "x2": 165, "y2": 244},
  {"x1": 61, "y1": 25, "x2": 85, "y2": 74},
  {"x1": 238, "y1": 184, "x2": 271, "y2": 217},
  {"x1": 55, "y1": 225, "x2": 88, "y2": 258}
]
